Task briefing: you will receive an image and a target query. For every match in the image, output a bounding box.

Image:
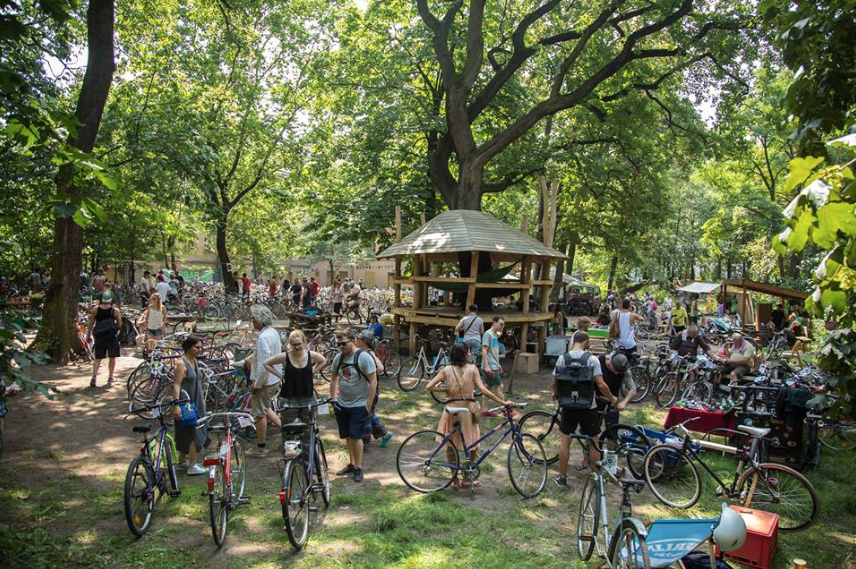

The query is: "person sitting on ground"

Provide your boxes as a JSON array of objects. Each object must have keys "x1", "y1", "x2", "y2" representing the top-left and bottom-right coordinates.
[
  {"x1": 553, "y1": 332, "x2": 618, "y2": 487},
  {"x1": 171, "y1": 335, "x2": 210, "y2": 475},
  {"x1": 330, "y1": 328, "x2": 377, "y2": 483},
  {"x1": 263, "y1": 330, "x2": 326, "y2": 461},
  {"x1": 455, "y1": 303, "x2": 484, "y2": 361},
  {"x1": 716, "y1": 332, "x2": 755, "y2": 387},
  {"x1": 425, "y1": 342, "x2": 511, "y2": 489}
]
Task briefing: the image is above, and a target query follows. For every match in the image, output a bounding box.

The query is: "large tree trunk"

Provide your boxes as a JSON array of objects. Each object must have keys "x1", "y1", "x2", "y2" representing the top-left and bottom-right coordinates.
[
  {"x1": 215, "y1": 217, "x2": 237, "y2": 293},
  {"x1": 33, "y1": 0, "x2": 115, "y2": 363},
  {"x1": 549, "y1": 241, "x2": 568, "y2": 304}
]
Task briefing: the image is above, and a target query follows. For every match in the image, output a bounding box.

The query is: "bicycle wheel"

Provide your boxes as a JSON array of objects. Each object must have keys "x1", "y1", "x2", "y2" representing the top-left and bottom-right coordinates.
[
  {"x1": 397, "y1": 357, "x2": 425, "y2": 391},
  {"x1": 209, "y1": 463, "x2": 229, "y2": 547},
  {"x1": 608, "y1": 519, "x2": 651, "y2": 569},
  {"x1": 507, "y1": 432, "x2": 547, "y2": 498},
  {"x1": 430, "y1": 385, "x2": 446, "y2": 404},
  {"x1": 655, "y1": 373, "x2": 680, "y2": 408},
  {"x1": 282, "y1": 458, "x2": 310, "y2": 549},
  {"x1": 739, "y1": 463, "x2": 818, "y2": 531},
  {"x1": 315, "y1": 437, "x2": 330, "y2": 507},
  {"x1": 124, "y1": 456, "x2": 154, "y2": 537},
  {"x1": 163, "y1": 436, "x2": 180, "y2": 495},
  {"x1": 681, "y1": 380, "x2": 712, "y2": 403},
  {"x1": 396, "y1": 429, "x2": 460, "y2": 493},
  {"x1": 599, "y1": 423, "x2": 652, "y2": 480},
  {"x1": 345, "y1": 306, "x2": 361, "y2": 325},
  {"x1": 231, "y1": 438, "x2": 246, "y2": 499},
  {"x1": 629, "y1": 365, "x2": 650, "y2": 403},
  {"x1": 643, "y1": 444, "x2": 701, "y2": 508},
  {"x1": 577, "y1": 475, "x2": 600, "y2": 560},
  {"x1": 382, "y1": 348, "x2": 402, "y2": 378},
  {"x1": 818, "y1": 420, "x2": 856, "y2": 451},
  {"x1": 518, "y1": 410, "x2": 561, "y2": 465}
]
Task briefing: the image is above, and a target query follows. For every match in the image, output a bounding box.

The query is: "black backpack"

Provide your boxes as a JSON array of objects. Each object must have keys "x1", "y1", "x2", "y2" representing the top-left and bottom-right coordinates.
[{"x1": 555, "y1": 352, "x2": 595, "y2": 410}]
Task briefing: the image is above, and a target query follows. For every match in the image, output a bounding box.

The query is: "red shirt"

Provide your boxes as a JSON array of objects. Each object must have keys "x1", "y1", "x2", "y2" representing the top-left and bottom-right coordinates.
[
  {"x1": 311, "y1": 281, "x2": 320, "y2": 295},
  {"x1": 242, "y1": 277, "x2": 251, "y2": 292},
  {"x1": 269, "y1": 282, "x2": 277, "y2": 296}
]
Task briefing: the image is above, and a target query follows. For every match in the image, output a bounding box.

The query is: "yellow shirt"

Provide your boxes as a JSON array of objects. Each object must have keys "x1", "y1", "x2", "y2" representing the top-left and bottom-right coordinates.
[{"x1": 671, "y1": 306, "x2": 688, "y2": 327}]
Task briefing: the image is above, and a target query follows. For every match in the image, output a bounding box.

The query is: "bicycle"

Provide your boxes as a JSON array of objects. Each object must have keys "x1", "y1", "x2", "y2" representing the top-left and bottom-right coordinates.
[
  {"x1": 642, "y1": 417, "x2": 819, "y2": 531},
  {"x1": 397, "y1": 334, "x2": 451, "y2": 392},
  {"x1": 374, "y1": 338, "x2": 401, "y2": 378},
  {"x1": 123, "y1": 398, "x2": 186, "y2": 537},
  {"x1": 279, "y1": 398, "x2": 331, "y2": 550},
  {"x1": 576, "y1": 437, "x2": 651, "y2": 569},
  {"x1": 396, "y1": 402, "x2": 547, "y2": 498},
  {"x1": 196, "y1": 411, "x2": 252, "y2": 547}
]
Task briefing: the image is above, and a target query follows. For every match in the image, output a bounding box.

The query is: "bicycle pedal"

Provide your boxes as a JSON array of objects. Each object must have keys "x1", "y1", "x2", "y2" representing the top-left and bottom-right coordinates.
[
  {"x1": 309, "y1": 506, "x2": 319, "y2": 512},
  {"x1": 169, "y1": 490, "x2": 181, "y2": 498},
  {"x1": 238, "y1": 496, "x2": 251, "y2": 504}
]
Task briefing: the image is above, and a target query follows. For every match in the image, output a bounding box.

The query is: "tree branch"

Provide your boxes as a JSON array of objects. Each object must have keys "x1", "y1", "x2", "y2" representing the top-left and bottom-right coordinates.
[{"x1": 462, "y1": 0, "x2": 486, "y2": 89}]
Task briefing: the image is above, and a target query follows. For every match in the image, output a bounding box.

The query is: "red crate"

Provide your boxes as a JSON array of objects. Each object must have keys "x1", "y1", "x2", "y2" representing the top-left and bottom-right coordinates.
[{"x1": 715, "y1": 506, "x2": 779, "y2": 569}]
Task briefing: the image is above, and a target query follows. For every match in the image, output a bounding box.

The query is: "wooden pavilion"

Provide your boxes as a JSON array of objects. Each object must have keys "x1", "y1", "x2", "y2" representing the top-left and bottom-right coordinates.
[{"x1": 377, "y1": 209, "x2": 566, "y2": 357}]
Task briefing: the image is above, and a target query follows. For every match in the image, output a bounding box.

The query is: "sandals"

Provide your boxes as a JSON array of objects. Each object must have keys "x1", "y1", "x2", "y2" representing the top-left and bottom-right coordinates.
[{"x1": 89, "y1": 377, "x2": 97, "y2": 387}]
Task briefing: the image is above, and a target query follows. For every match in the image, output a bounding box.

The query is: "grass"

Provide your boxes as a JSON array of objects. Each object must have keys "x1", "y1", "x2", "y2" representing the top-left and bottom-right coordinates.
[{"x1": 1, "y1": 391, "x2": 854, "y2": 569}]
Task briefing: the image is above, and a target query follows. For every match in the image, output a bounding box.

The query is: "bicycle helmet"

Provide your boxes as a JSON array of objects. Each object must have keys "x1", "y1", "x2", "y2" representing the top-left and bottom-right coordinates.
[{"x1": 713, "y1": 503, "x2": 747, "y2": 552}]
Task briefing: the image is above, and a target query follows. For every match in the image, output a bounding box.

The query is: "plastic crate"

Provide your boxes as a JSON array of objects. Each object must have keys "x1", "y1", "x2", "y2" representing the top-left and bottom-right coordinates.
[{"x1": 715, "y1": 506, "x2": 778, "y2": 569}]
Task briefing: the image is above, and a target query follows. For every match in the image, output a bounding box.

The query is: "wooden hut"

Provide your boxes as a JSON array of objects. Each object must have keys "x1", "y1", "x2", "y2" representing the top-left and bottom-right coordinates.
[{"x1": 377, "y1": 209, "x2": 566, "y2": 357}]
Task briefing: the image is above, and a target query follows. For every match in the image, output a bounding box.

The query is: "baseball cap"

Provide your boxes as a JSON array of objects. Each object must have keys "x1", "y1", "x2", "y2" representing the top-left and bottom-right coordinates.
[{"x1": 611, "y1": 353, "x2": 629, "y2": 373}]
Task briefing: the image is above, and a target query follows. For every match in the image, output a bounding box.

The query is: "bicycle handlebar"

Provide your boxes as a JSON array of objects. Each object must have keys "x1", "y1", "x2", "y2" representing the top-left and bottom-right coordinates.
[
  {"x1": 127, "y1": 398, "x2": 190, "y2": 416},
  {"x1": 282, "y1": 398, "x2": 333, "y2": 410},
  {"x1": 486, "y1": 402, "x2": 528, "y2": 413},
  {"x1": 195, "y1": 411, "x2": 254, "y2": 426}
]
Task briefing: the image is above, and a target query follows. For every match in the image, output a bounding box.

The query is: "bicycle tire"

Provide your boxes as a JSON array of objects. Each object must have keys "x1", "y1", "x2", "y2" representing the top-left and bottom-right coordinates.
[
  {"x1": 608, "y1": 519, "x2": 651, "y2": 569},
  {"x1": 231, "y1": 438, "x2": 246, "y2": 499},
  {"x1": 430, "y1": 387, "x2": 446, "y2": 405},
  {"x1": 282, "y1": 458, "x2": 310, "y2": 549},
  {"x1": 654, "y1": 373, "x2": 680, "y2": 408},
  {"x1": 577, "y1": 475, "x2": 600, "y2": 561},
  {"x1": 818, "y1": 420, "x2": 856, "y2": 451},
  {"x1": 599, "y1": 423, "x2": 652, "y2": 480},
  {"x1": 738, "y1": 462, "x2": 819, "y2": 531},
  {"x1": 164, "y1": 436, "x2": 180, "y2": 495},
  {"x1": 397, "y1": 357, "x2": 424, "y2": 391},
  {"x1": 518, "y1": 410, "x2": 560, "y2": 465},
  {"x1": 315, "y1": 437, "x2": 330, "y2": 507},
  {"x1": 681, "y1": 380, "x2": 712, "y2": 404},
  {"x1": 507, "y1": 432, "x2": 547, "y2": 498},
  {"x1": 396, "y1": 429, "x2": 460, "y2": 493},
  {"x1": 629, "y1": 365, "x2": 650, "y2": 403},
  {"x1": 124, "y1": 456, "x2": 154, "y2": 537},
  {"x1": 345, "y1": 306, "x2": 361, "y2": 325},
  {"x1": 643, "y1": 443, "x2": 702, "y2": 509},
  {"x1": 382, "y1": 348, "x2": 402, "y2": 378},
  {"x1": 209, "y1": 463, "x2": 229, "y2": 547}
]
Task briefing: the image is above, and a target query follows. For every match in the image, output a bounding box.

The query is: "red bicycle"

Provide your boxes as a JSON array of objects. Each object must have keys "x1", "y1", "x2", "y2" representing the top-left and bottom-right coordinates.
[{"x1": 196, "y1": 411, "x2": 252, "y2": 547}]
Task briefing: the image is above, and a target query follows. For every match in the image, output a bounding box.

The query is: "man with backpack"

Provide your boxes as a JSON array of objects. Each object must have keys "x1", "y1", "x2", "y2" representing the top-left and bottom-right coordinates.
[
  {"x1": 330, "y1": 329, "x2": 378, "y2": 483},
  {"x1": 455, "y1": 304, "x2": 484, "y2": 361},
  {"x1": 552, "y1": 331, "x2": 618, "y2": 487}
]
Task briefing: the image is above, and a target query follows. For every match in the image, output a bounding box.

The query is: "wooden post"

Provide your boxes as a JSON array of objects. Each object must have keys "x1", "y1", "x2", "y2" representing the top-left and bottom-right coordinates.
[
  {"x1": 520, "y1": 323, "x2": 529, "y2": 354},
  {"x1": 394, "y1": 256, "x2": 402, "y2": 307},
  {"x1": 548, "y1": 180, "x2": 559, "y2": 247},
  {"x1": 742, "y1": 282, "x2": 747, "y2": 330},
  {"x1": 537, "y1": 323, "x2": 546, "y2": 361},
  {"x1": 541, "y1": 260, "x2": 553, "y2": 307},
  {"x1": 420, "y1": 212, "x2": 426, "y2": 226},
  {"x1": 409, "y1": 321, "x2": 418, "y2": 356},
  {"x1": 395, "y1": 205, "x2": 402, "y2": 242},
  {"x1": 444, "y1": 271, "x2": 452, "y2": 306},
  {"x1": 413, "y1": 255, "x2": 423, "y2": 310},
  {"x1": 521, "y1": 213, "x2": 529, "y2": 235},
  {"x1": 521, "y1": 257, "x2": 531, "y2": 315},
  {"x1": 394, "y1": 315, "x2": 401, "y2": 352},
  {"x1": 793, "y1": 561, "x2": 807, "y2": 569},
  {"x1": 466, "y1": 251, "x2": 479, "y2": 308}
]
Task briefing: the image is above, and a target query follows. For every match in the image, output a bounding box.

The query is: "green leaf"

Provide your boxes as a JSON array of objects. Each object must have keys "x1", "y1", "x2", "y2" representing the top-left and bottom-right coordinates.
[
  {"x1": 815, "y1": 202, "x2": 856, "y2": 248},
  {"x1": 821, "y1": 288, "x2": 847, "y2": 314},
  {"x1": 783, "y1": 156, "x2": 825, "y2": 194},
  {"x1": 788, "y1": 208, "x2": 815, "y2": 252}
]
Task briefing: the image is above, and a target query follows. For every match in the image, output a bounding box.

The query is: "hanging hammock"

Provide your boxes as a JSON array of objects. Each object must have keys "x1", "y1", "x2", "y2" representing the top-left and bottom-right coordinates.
[{"x1": 429, "y1": 259, "x2": 523, "y2": 293}]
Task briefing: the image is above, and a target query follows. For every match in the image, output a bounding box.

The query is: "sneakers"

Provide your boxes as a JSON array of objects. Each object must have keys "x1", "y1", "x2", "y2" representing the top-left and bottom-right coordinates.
[
  {"x1": 379, "y1": 432, "x2": 393, "y2": 448},
  {"x1": 176, "y1": 460, "x2": 189, "y2": 470},
  {"x1": 555, "y1": 475, "x2": 567, "y2": 487},
  {"x1": 187, "y1": 464, "x2": 206, "y2": 476},
  {"x1": 247, "y1": 446, "x2": 268, "y2": 458},
  {"x1": 336, "y1": 464, "x2": 356, "y2": 476},
  {"x1": 353, "y1": 468, "x2": 364, "y2": 483}
]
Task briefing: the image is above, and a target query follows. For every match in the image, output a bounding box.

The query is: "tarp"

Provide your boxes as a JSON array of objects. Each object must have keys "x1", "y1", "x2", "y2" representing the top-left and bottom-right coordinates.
[
  {"x1": 678, "y1": 282, "x2": 720, "y2": 294},
  {"x1": 645, "y1": 518, "x2": 718, "y2": 567},
  {"x1": 430, "y1": 259, "x2": 523, "y2": 292}
]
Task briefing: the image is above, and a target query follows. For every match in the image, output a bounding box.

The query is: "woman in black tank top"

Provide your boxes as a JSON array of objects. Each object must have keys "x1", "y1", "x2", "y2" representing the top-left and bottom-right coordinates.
[{"x1": 86, "y1": 291, "x2": 120, "y2": 387}]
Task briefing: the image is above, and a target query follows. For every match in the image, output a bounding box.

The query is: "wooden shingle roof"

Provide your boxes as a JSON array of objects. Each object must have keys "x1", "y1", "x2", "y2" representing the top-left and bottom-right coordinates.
[{"x1": 377, "y1": 210, "x2": 566, "y2": 259}]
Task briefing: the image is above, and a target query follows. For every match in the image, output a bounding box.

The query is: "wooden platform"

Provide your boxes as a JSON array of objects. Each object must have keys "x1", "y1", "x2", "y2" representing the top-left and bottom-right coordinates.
[{"x1": 390, "y1": 306, "x2": 553, "y2": 326}]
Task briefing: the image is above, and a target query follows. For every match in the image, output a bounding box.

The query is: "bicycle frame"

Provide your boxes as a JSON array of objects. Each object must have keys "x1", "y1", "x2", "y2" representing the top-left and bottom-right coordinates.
[
  {"x1": 676, "y1": 430, "x2": 761, "y2": 498},
  {"x1": 429, "y1": 410, "x2": 522, "y2": 472},
  {"x1": 279, "y1": 400, "x2": 328, "y2": 504}
]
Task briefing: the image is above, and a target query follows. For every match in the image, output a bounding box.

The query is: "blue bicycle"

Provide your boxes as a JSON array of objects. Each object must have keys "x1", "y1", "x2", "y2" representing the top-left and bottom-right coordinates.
[{"x1": 396, "y1": 402, "x2": 547, "y2": 497}]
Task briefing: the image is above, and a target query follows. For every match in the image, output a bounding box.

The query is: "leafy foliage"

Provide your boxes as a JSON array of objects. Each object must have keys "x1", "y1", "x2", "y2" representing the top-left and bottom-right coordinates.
[{"x1": 0, "y1": 311, "x2": 55, "y2": 399}]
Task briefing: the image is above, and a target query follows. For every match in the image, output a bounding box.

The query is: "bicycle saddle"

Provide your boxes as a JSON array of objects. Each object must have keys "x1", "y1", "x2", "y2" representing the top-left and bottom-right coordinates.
[
  {"x1": 133, "y1": 425, "x2": 151, "y2": 433},
  {"x1": 438, "y1": 341, "x2": 451, "y2": 349},
  {"x1": 737, "y1": 425, "x2": 771, "y2": 439},
  {"x1": 444, "y1": 406, "x2": 470, "y2": 416}
]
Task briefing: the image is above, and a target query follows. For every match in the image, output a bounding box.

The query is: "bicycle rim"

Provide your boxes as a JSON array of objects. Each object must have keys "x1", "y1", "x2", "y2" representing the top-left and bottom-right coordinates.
[
  {"x1": 164, "y1": 437, "x2": 179, "y2": 494},
  {"x1": 599, "y1": 423, "x2": 652, "y2": 480},
  {"x1": 383, "y1": 350, "x2": 401, "y2": 377},
  {"x1": 608, "y1": 522, "x2": 651, "y2": 569},
  {"x1": 315, "y1": 438, "x2": 330, "y2": 507},
  {"x1": 396, "y1": 430, "x2": 459, "y2": 492},
  {"x1": 210, "y1": 465, "x2": 228, "y2": 547},
  {"x1": 124, "y1": 456, "x2": 154, "y2": 537},
  {"x1": 397, "y1": 357, "x2": 423, "y2": 391},
  {"x1": 231, "y1": 438, "x2": 246, "y2": 499},
  {"x1": 576, "y1": 475, "x2": 600, "y2": 561},
  {"x1": 507, "y1": 433, "x2": 547, "y2": 498},
  {"x1": 283, "y1": 459, "x2": 310, "y2": 549},
  {"x1": 739, "y1": 463, "x2": 818, "y2": 531},
  {"x1": 643, "y1": 444, "x2": 701, "y2": 508},
  {"x1": 517, "y1": 410, "x2": 560, "y2": 465},
  {"x1": 818, "y1": 421, "x2": 856, "y2": 451}
]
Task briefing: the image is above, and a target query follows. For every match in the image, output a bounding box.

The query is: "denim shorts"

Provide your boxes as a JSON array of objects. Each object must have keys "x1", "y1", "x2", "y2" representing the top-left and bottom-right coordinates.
[{"x1": 334, "y1": 404, "x2": 369, "y2": 439}]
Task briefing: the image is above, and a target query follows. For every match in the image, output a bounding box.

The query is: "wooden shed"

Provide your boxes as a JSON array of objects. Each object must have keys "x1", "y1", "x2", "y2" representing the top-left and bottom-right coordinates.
[{"x1": 377, "y1": 209, "x2": 566, "y2": 357}]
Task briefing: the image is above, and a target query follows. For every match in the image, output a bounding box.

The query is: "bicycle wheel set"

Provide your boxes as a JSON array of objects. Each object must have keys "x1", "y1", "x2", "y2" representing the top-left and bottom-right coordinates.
[
  {"x1": 396, "y1": 430, "x2": 460, "y2": 492},
  {"x1": 124, "y1": 456, "x2": 155, "y2": 536},
  {"x1": 397, "y1": 357, "x2": 425, "y2": 391},
  {"x1": 507, "y1": 433, "x2": 547, "y2": 498},
  {"x1": 576, "y1": 475, "x2": 600, "y2": 560},
  {"x1": 282, "y1": 458, "x2": 310, "y2": 549},
  {"x1": 739, "y1": 463, "x2": 818, "y2": 531}
]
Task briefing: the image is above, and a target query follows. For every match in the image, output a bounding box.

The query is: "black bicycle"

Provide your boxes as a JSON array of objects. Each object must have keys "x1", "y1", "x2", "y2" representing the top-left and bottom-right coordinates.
[
  {"x1": 123, "y1": 398, "x2": 187, "y2": 537},
  {"x1": 279, "y1": 398, "x2": 331, "y2": 550}
]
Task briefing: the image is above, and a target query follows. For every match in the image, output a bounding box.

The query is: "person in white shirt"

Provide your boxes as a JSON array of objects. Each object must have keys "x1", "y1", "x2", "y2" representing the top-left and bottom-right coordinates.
[
  {"x1": 232, "y1": 305, "x2": 283, "y2": 456},
  {"x1": 139, "y1": 270, "x2": 152, "y2": 308},
  {"x1": 155, "y1": 275, "x2": 171, "y2": 303}
]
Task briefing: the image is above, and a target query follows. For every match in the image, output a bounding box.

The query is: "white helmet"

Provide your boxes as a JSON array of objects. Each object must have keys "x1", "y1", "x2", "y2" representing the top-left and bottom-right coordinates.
[{"x1": 713, "y1": 503, "x2": 747, "y2": 552}]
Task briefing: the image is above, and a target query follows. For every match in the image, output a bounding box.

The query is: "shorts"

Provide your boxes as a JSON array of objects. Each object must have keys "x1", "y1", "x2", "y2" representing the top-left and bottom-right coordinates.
[
  {"x1": 334, "y1": 404, "x2": 369, "y2": 439},
  {"x1": 251, "y1": 382, "x2": 281, "y2": 417},
  {"x1": 673, "y1": 325, "x2": 686, "y2": 335},
  {"x1": 719, "y1": 364, "x2": 750, "y2": 381},
  {"x1": 93, "y1": 335, "x2": 120, "y2": 359},
  {"x1": 617, "y1": 345, "x2": 637, "y2": 357},
  {"x1": 147, "y1": 328, "x2": 164, "y2": 338},
  {"x1": 483, "y1": 368, "x2": 502, "y2": 388},
  {"x1": 558, "y1": 407, "x2": 601, "y2": 437},
  {"x1": 333, "y1": 302, "x2": 342, "y2": 314}
]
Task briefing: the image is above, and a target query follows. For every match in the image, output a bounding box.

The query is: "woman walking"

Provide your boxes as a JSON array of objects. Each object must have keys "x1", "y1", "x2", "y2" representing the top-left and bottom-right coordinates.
[
  {"x1": 86, "y1": 290, "x2": 122, "y2": 387},
  {"x1": 171, "y1": 336, "x2": 209, "y2": 475},
  {"x1": 139, "y1": 292, "x2": 168, "y2": 352}
]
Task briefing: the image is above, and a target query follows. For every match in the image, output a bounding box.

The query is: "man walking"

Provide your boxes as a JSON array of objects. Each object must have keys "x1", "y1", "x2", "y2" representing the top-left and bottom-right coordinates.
[
  {"x1": 331, "y1": 329, "x2": 378, "y2": 482},
  {"x1": 455, "y1": 304, "x2": 484, "y2": 361},
  {"x1": 481, "y1": 317, "x2": 505, "y2": 416}
]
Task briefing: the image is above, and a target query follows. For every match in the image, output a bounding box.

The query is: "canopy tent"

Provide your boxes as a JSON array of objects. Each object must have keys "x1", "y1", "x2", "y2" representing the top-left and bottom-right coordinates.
[{"x1": 678, "y1": 282, "x2": 720, "y2": 294}]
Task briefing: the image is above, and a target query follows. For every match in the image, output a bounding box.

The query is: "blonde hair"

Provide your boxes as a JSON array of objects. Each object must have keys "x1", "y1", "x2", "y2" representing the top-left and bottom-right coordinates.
[
  {"x1": 150, "y1": 292, "x2": 163, "y2": 311},
  {"x1": 577, "y1": 316, "x2": 591, "y2": 331},
  {"x1": 287, "y1": 329, "x2": 307, "y2": 353}
]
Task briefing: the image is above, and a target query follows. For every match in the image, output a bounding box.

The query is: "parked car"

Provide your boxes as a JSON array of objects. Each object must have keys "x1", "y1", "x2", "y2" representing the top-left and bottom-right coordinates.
[{"x1": 566, "y1": 284, "x2": 601, "y2": 315}]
